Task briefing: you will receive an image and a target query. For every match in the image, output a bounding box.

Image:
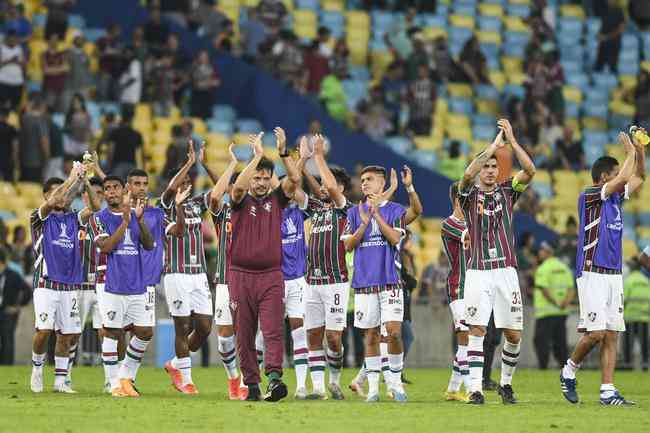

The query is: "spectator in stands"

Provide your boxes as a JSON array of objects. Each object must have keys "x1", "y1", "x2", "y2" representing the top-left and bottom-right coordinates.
[
  {"x1": 166, "y1": 33, "x2": 192, "y2": 104},
  {"x1": 355, "y1": 86, "x2": 393, "y2": 140},
  {"x1": 533, "y1": 241, "x2": 574, "y2": 369},
  {"x1": 630, "y1": 0, "x2": 650, "y2": 30},
  {"x1": 145, "y1": 6, "x2": 171, "y2": 56},
  {"x1": 3, "y1": 4, "x2": 32, "y2": 46},
  {"x1": 458, "y1": 35, "x2": 490, "y2": 85},
  {"x1": 63, "y1": 93, "x2": 92, "y2": 158},
  {"x1": 63, "y1": 33, "x2": 92, "y2": 112},
  {"x1": 106, "y1": 103, "x2": 143, "y2": 179},
  {"x1": 418, "y1": 251, "x2": 448, "y2": 305},
  {"x1": 211, "y1": 19, "x2": 234, "y2": 53},
  {"x1": 296, "y1": 120, "x2": 331, "y2": 176},
  {"x1": 329, "y1": 38, "x2": 350, "y2": 79},
  {"x1": 118, "y1": 46, "x2": 143, "y2": 105},
  {"x1": 405, "y1": 34, "x2": 430, "y2": 82},
  {"x1": 384, "y1": 7, "x2": 418, "y2": 62},
  {"x1": 257, "y1": 0, "x2": 287, "y2": 30},
  {"x1": 557, "y1": 216, "x2": 578, "y2": 268},
  {"x1": 44, "y1": 105, "x2": 65, "y2": 180},
  {"x1": 527, "y1": 10, "x2": 555, "y2": 43},
  {"x1": 273, "y1": 30, "x2": 304, "y2": 92},
  {"x1": 381, "y1": 62, "x2": 407, "y2": 132},
  {"x1": 156, "y1": 0, "x2": 191, "y2": 28},
  {"x1": 595, "y1": 0, "x2": 625, "y2": 74},
  {"x1": 41, "y1": 34, "x2": 69, "y2": 112},
  {"x1": 191, "y1": 0, "x2": 228, "y2": 40},
  {"x1": 625, "y1": 69, "x2": 650, "y2": 128},
  {"x1": 0, "y1": 30, "x2": 26, "y2": 111},
  {"x1": 622, "y1": 257, "x2": 650, "y2": 370},
  {"x1": 161, "y1": 125, "x2": 187, "y2": 185},
  {"x1": 0, "y1": 107, "x2": 18, "y2": 181},
  {"x1": 9, "y1": 225, "x2": 32, "y2": 275},
  {"x1": 131, "y1": 26, "x2": 149, "y2": 70},
  {"x1": 407, "y1": 64, "x2": 436, "y2": 136},
  {"x1": 304, "y1": 40, "x2": 330, "y2": 95},
  {"x1": 96, "y1": 24, "x2": 124, "y2": 101},
  {"x1": 18, "y1": 92, "x2": 50, "y2": 182},
  {"x1": 506, "y1": 97, "x2": 530, "y2": 145},
  {"x1": 517, "y1": 232, "x2": 539, "y2": 299},
  {"x1": 546, "y1": 50, "x2": 565, "y2": 120},
  {"x1": 44, "y1": 0, "x2": 74, "y2": 41},
  {"x1": 0, "y1": 249, "x2": 32, "y2": 365},
  {"x1": 240, "y1": 7, "x2": 268, "y2": 63},
  {"x1": 316, "y1": 26, "x2": 333, "y2": 59},
  {"x1": 320, "y1": 67, "x2": 348, "y2": 122},
  {"x1": 532, "y1": 0, "x2": 556, "y2": 31},
  {"x1": 437, "y1": 140, "x2": 466, "y2": 181},
  {"x1": 190, "y1": 49, "x2": 220, "y2": 119},
  {"x1": 400, "y1": 230, "x2": 417, "y2": 383},
  {"x1": 151, "y1": 51, "x2": 176, "y2": 117},
  {"x1": 432, "y1": 36, "x2": 456, "y2": 84},
  {"x1": 552, "y1": 126, "x2": 585, "y2": 170}
]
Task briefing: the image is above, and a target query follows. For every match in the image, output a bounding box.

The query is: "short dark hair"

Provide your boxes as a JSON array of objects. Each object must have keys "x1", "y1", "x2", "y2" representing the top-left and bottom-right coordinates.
[
  {"x1": 449, "y1": 181, "x2": 460, "y2": 205},
  {"x1": 330, "y1": 167, "x2": 351, "y2": 192},
  {"x1": 88, "y1": 176, "x2": 104, "y2": 188},
  {"x1": 103, "y1": 175, "x2": 125, "y2": 187},
  {"x1": 591, "y1": 156, "x2": 619, "y2": 183},
  {"x1": 360, "y1": 165, "x2": 387, "y2": 178},
  {"x1": 229, "y1": 172, "x2": 240, "y2": 185},
  {"x1": 121, "y1": 103, "x2": 135, "y2": 123},
  {"x1": 43, "y1": 177, "x2": 65, "y2": 193},
  {"x1": 256, "y1": 157, "x2": 275, "y2": 174},
  {"x1": 127, "y1": 168, "x2": 148, "y2": 180},
  {"x1": 0, "y1": 248, "x2": 6, "y2": 263}
]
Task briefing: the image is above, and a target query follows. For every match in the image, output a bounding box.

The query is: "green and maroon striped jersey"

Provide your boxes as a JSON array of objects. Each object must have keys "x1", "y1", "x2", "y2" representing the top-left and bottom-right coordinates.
[
  {"x1": 211, "y1": 204, "x2": 231, "y2": 285},
  {"x1": 304, "y1": 197, "x2": 351, "y2": 285},
  {"x1": 78, "y1": 226, "x2": 100, "y2": 288},
  {"x1": 160, "y1": 193, "x2": 209, "y2": 274},
  {"x1": 459, "y1": 178, "x2": 524, "y2": 271},
  {"x1": 441, "y1": 215, "x2": 467, "y2": 302}
]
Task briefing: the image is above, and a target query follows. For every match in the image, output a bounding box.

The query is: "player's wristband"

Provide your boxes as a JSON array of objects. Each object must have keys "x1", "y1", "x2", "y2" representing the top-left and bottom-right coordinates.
[
  {"x1": 279, "y1": 151, "x2": 290, "y2": 158},
  {"x1": 406, "y1": 185, "x2": 415, "y2": 193}
]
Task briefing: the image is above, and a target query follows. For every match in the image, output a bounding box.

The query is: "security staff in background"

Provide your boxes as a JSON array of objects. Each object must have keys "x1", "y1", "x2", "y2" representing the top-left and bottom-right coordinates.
[
  {"x1": 533, "y1": 241, "x2": 575, "y2": 370},
  {"x1": 0, "y1": 249, "x2": 32, "y2": 365},
  {"x1": 623, "y1": 257, "x2": 650, "y2": 371}
]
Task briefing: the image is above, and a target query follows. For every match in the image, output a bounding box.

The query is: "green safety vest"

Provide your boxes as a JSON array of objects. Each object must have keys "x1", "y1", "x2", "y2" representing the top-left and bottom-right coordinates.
[
  {"x1": 624, "y1": 271, "x2": 650, "y2": 323},
  {"x1": 534, "y1": 257, "x2": 575, "y2": 319}
]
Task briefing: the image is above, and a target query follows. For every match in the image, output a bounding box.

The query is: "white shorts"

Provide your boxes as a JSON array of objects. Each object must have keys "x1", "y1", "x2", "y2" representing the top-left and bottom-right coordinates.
[
  {"x1": 464, "y1": 267, "x2": 523, "y2": 330},
  {"x1": 305, "y1": 282, "x2": 349, "y2": 331},
  {"x1": 284, "y1": 277, "x2": 307, "y2": 319},
  {"x1": 214, "y1": 284, "x2": 233, "y2": 326},
  {"x1": 79, "y1": 288, "x2": 102, "y2": 329},
  {"x1": 577, "y1": 272, "x2": 625, "y2": 332},
  {"x1": 98, "y1": 284, "x2": 155, "y2": 328},
  {"x1": 164, "y1": 273, "x2": 213, "y2": 317},
  {"x1": 33, "y1": 288, "x2": 82, "y2": 334},
  {"x1": 354, "y1": 287, "x2": 404, "y2": 329},
  {"x1": 449, "y1": 299, "x2": 469, "y2": 332}
]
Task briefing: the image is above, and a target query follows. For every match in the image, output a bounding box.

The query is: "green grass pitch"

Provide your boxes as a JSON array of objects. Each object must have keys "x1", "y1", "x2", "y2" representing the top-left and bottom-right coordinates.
[{"x1": 1, "y1": 367, "x2": 648, "y2": 433}]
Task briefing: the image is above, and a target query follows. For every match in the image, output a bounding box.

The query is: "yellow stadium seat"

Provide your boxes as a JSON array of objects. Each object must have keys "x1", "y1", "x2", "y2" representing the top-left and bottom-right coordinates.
[
  {"x1": 582, "y1": 117, "x2": 607, "y2": 130},
  {"x1": 535, "y1": 169, "x2": 551, "y2": 184},
  {"x1": 476, "y1": 31, "x2": 502, "y2": 45},
  {"x1": 507, "y1": 72, "x2": 527, "y2": 86},
  {"x1": 623, "y1": 240, "x2": 638, "y2": 259},
  {"x1": 445, "y1": 113, "x2": 471, "y2": 128},
  {"x1": 503, "y1": 16, "x2": 530, "y2": 33},
  {"x1": 293, "y1": 9, "x2": 317, "y2": 26},
  {"x1": 488, "y1": 71, "x2": 506, "y2": 90},
  {"x1": 478, "y1": 4, "x2": 504, "y2": 17},
  {"x1": 609, "y1": 100, "x2": 635, "y2": 117},
  {"x1": 475, "y1": 99, "x2": 498, "y2": 115},
  {"x1": 449, "y1": 14, "x2": 475, "y2": 29},
  {"x1": 560, "y1": 4, "x2": 586, "y2": 19},
  {"x1": 15, "y1": 182, "x2": 43, "y2": 199},
  {"x1": 282, "y1": 0, "x2": 294, "y2": 10},
  {"x1": 562, "y1": 86, "x2": 583, "y2": 104},
  {"x1": 471, "y1": 140, "x2": 489, "y2": 155},
  {"x1": 502, "y1": 56, "x2": 523, "y2": 74},
  {"x1": 232, "y1": 133, "x2": 250, "y2": 145},
  {"x1": 619, "y1": 75, "x2": 638, "y2": 89},
  {"x1": 370, "y1": 50, "x2": 394, "y2": 79},
  {"x1": 447, "y1": 128, "x2": 473, "y2": 142},
  {"x1": 447, "y1": 83, "x2": 473, "y2": 98},
  {"x1": 413, "y1": 136, "x2": 438, "y2": 151},
  {"x1": 509, "y1": 0, "x2": 531, "y2": 4},
  {"x1": 322, "y1": 0, "x2": 344, "y2": 12},
  {"x1": 423, "y1": 27, "x2": 447, "y2": 41},
  {"x1": 346, "y1": 11, "x2": 370, "y2": 27},
  {"x1": 295, "y1": 24, "x2": 317, "y2": 39},
  {"x1": 642, "y1": 61, "x2": 650, "y2": 73},
  {"x1": 242, "y1": 0, "x2": 260, "y2": 7}
]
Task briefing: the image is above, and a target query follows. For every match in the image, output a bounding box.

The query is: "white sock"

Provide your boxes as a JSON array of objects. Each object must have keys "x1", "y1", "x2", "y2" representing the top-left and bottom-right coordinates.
[
  {"x1": 447, "y1": 350, "x2": 463, "y2": 392},
  {"x1": 365, "y1": 356, "x2": 381, "y2": 397},
  {"x1": 388, "y1": 352, "x2": 404, "y2": 387},
  {"x1": 500, "y1": 340, "x2": 521, "y2": 386},
  {"x1": 380, "y1": 342, "x2": 390, "y2": 383},
  {"x1": 119, "y1": 336, "x2": 149, "y2": 381},
  {"x1": 102, "y1": 338, "x2": 120, "y2": 389},
  {"x1": 32, "y1": 352, "x2": 45, "y2": 369},
  {"x1": 458, "y1": 345, "x2": 470, "y2": 391},
  {"x1": 600, "y1": 383, "x2": 616, "y2": 398},
  {"x1": 175, "y1": 356, "x2": 192, "y2": 385},
  {"x1": 67, "y1": 343, "x2": 77, "y2": 381},
  {"x1": 562, "y1": 359, "x2": 580, "y2": 380},
  {"x1": 468, "y1": 335, "x2": 485, "y2": 393},
  {"x1": 54, "y1": 356, "x2": 69, "y2": 387},
  {"x1": 291, "y1": 327, "x2": 308, "y2": 390},
  {"x1": 218, "y1": 335, "x2": 239, "y2": 380},
  {"x1": 255, "y1": 331, "x2": 264, "y2": 369},
  {"x1": 354, "y1": 363, "x2": 367, "y2": 384},
  {"x1": 326, "y1": 347, "x2": 343, "y2": 386},
  {"x1": 308, "y1": 350, "x2": 326, "y2": 392}
]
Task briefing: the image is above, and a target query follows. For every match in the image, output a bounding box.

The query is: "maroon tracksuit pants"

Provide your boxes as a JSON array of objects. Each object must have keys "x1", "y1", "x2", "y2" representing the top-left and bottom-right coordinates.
[{"x1": 229, "y1": 269, "x2": 284, "y2": 385}]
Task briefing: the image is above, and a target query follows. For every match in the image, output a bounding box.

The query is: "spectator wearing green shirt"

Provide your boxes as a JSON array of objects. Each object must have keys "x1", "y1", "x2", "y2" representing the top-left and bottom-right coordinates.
[
  {"x1": 533, "y1": 241, "x2": 575, "y2": 369},
  {"x1": 437, "y1": 141, "x2": 467, "y2": 181},
  {"x1": 319, "y1": 69, "x2": 348, "y2": 122},
  {"x1": 622, "y1": 257, "x2": 650, "y2": 371}
]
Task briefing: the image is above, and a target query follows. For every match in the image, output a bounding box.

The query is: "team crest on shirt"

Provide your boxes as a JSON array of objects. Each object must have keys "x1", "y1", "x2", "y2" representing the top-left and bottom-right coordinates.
[
  {"x1": 59, "y1": 223, "x2": 70, "y2": 239},
  {"x1": 356, "y1": 311, "x2": 363, "y2": 321},
  {"x1": 588, "y1": 312, "x2": 597, "y2": 322},
  {"x1": 107, "y1": 311, "x2": 116, "y2": 321},
  {"x1": 39, "y1": 313, "x2": 48, "y2": 322},
  {"x1": 173, "y1": 300, "x2": 183, "y2": 310},
  {"x1": 216, "y1": 308, "x2": 223, "y2": 318},
  {"x1": 467, "y1": 306, "x2": 477, "y2": 317},
  {"x1": 250, "y1": 205, "x2": 257, "y2": 217},
  {"x1": 494, "y1": 192, "x2": 502, "y2": 202},
  {"x1": 230, "y1": 300, "x2": 238, "y2": 311},
  {"x1": 263, "y1": 202, "x2": 272, "y2": 212}
]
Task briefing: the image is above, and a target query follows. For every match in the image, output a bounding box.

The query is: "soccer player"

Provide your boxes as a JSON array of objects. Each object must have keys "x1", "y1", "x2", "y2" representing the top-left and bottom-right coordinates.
[
  {"x1": 161, "y1": 143, "x2": 215, "y2": 394},
  {"x1": 560, "y1": 130, "x2": 645, "y2": 405},
  {"x1": 30, "y1": 164, "x2": 96, "y2": 393},
  {"x1": 343, "y1": 165, "x2": 408, "y2": 403},
  {"x1": 302, "y1": 135, "x2": 352, "y2": 400},
  {"x1": 458, "y1": 119, "x2": 536, "y2": 405},
  {"x1": 228, "y1": 129, "x2": 301, "y2": 402},
  {"x1": 442, "y1": 181, "x2": 471, "y2": 402}
]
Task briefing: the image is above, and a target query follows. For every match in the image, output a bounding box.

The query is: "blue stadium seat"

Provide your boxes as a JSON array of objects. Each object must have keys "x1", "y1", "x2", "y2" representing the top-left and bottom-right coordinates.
[
  {"x1": 532, "y1": 183, "x2": 553, "y2": 199},
  {"x1": 207, "y1": 120, "x2": 234, "y2": 136},
  {"x1": 503, "y1": 84, "x2": 525, "y2": 100},
  {"x1": 566, "y1": 73, "x2": 589, "y2": 92},
  {"x1": 583, "y1": 104, "x2": 608, "y2": 119},
  {"x1": 472, "y1": 113, "x2": 496, "y2": 126},
  {"x1": 212, "y1": 105, "x2": 237, "y2": 123},
  {"x1": 68, "y1": 14, "x2": 86, "y2": 29},
  {"x1": 480, "y1": 43, "x2": 499, "y2": 61},
  {"x1": 586, "y1": 18, "x2": 601, "y2": 36},
  {"x1": 504, "y1": 31, "x2": 530, "y2": 47},
  {"x1": 416, "y1": 14, "x2": 447, "y2": 29},
  {"x1": 371, "y1": 11, "x2": 395, "y2": 30},
  {"x1": 262, "y1": 131, "x2": 277, "y2": 148},
  {"x1": 619, "y1": 60, "x2": 640, "y2": 76},
  {"x1": 609, "y1": 114, "x2": 633, "y2": 131},
  {"x1": 99, "y1": 102, "x2": 119, "y2": 114},
  {"x1": 558, "y1": 17, "x2": 583, "y2": 36},
  {"x1": 296, "y1": 0, "x2": 319, "y2": 10},
  {"x1": 583, "y1": 131, "x2": 609, "y2": 148},
  {"x1": 233, "y1": 145, "x2": 253, "y2": 161},
  {"x1": 84, "y1": 28, "x2": 107, "y2": 42},
  {"x1": 449, "y1": 97, "x2": 474, "y2": 115},
  {"x1": 506, "y1": 4, "x2": 530, "y2": 18},
  {"x1": 502, "y1": 43, "x2": 526, "y2": 58},
  {"x1": 31, "y1": 13, "x2": 46, "y2": 27},
  {"x1": 592, "y1": 72, "x2": 618, "y2": 89},
  {"x1": 475, "y1": 84, "x2": 499, "y2": 100},
  {"x1": 622, "y1": 34, "x2": 640, "y2": 51},
  {"x1": 561, "y1": 60, "x2": 582, "y2": 75},
  {"x1": 638, "y1": 212, "x2": 650, "y2": 226},
  {"x1": 449, "y1": 42, "x2": 464, "y2": 57},
  {"x1": 449, "y1": 26, "x2": 473, "y2": 45},
  {"x1": 473, "y1": 125, "x2": 497, "y2": 141},
  {"x1": 369, "y1": 39, "x2": 388, "y2": 51},
  {"x1": 453, "y1": 5, "x2": 477, "y2": 17},
  {"x1": 349, "y1": 66, "x2": 371, "y2": 82},
  {"x1": 478, "y1": 16, "x2": 502, "y2": 32},
  {"x1": 565, "y1": 101, "x2": 580, "y2": 118},
  {"x1": 385, "y1": 136, "x2": 413, "y2": 155},
  {"x1": 410, "y1": 150, "x2": 438, "y2": 169},
  {"x1": 52, "y1": 113, "x2": 65, "y2": 128},
  {"x1": 320, "y1": 11, "x2": 345, "y2": 37},
  {"x1": 236, "y1": 119, "x2": 263, "y2": 133}
]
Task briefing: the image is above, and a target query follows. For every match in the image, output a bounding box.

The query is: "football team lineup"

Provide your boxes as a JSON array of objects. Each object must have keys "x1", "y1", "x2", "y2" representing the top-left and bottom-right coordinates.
[{"x1": 21, "y1": 121, "x2": 646, "y2": 407}]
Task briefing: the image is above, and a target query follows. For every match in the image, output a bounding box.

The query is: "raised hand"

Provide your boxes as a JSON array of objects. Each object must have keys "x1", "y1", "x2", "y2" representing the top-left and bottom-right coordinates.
[
  {"x1": 134, "y1": 198, "x2": 145, "y2": 221},
  {"x1": 187, "y1": 139, "x2": 197, "y2": 164},
  {"x1": 497, "y1": 118, "x2": 515, "y2": 143},
  {"x1": 619, "y1": 132, "x2": 634, "y2": 154},
  {"x1": 299, "y1": 136, "x2": 313, "y2": 160},
  {"x1": 250, "y1": 132, "x2": 264, "y2": 157},
  {"x1": 489, "y1": 130, "x2": 505, "y2": 151},
  {"x1": 358, "y1": 202, "x2": 370, "y2": 225},
  {"x1": 313, "y1": 134, "x2": 326, "y2": 156},
  {"x1": 198, "y1": 141, "x2": 207, "y2": 165},
  {"x1": 228, "y1": 142, "x2": 237, "y2": 164},
  {"x1": 175, "y1": 185, "x2": 191, "y2": 205},
  {"x1": 122, "y1": 194, "x2": 132, "y2": 225},
  {"x1": 401, "y1": 165, "x2": 413, "y2": 187},
  {"x1": 390, "y1": 168, "x2": 398, "y2": 190},
  {"x1": 274, "y1": 127, "x2": 287, "y2": 155}
]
